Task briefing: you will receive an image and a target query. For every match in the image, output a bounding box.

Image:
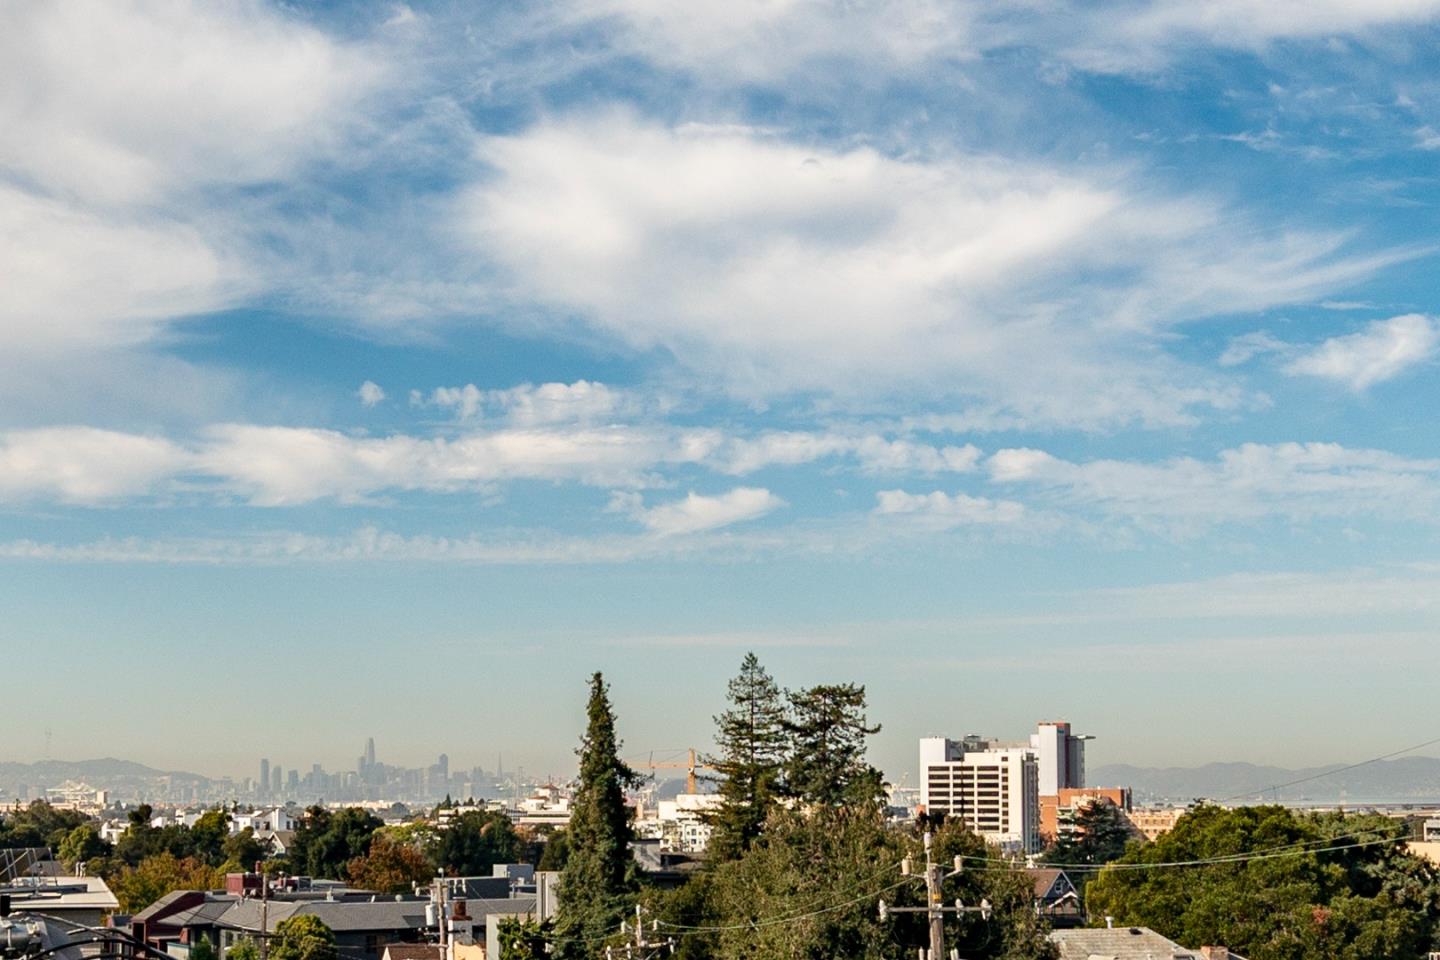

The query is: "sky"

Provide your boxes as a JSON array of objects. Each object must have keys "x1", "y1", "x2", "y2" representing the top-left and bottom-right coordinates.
[{"x1": 3, "y1": 0, "x2": 1440, "y2": 784}]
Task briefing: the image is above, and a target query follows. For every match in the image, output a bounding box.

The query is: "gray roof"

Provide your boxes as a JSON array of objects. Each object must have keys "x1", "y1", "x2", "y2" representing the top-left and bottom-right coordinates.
[
  {"x1": 1049, "y1": 926, "x2": 1204, "y2": 960},
  {"x1": 218, "y1": 897, "x2": 536, "y2": 935}
]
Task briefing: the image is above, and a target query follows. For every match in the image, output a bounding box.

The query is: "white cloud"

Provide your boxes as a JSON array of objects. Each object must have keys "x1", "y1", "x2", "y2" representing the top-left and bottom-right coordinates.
[
  {"x1": 0, "y1": 186, "x2": 234, "y2": 355},
  {"x1": 1219, "y1": 331, "x2": 1289, "y2": 367},
  {"x1": 629, "y1": 487, "x2": 785, "y2": 536},
  {"x1": 1060, "y1": 0, "x2": 1440, "y2": 73},
  {"x1": 0, "y1": 428, "x2": 189, "y2": 504},
  {"x1": 0, "y1": 0, "x2": 387, "y2": 418},
  {"x1": 423, "y1": 380, "x2": 633, "y2": 425},
  {"x1": 358, "y1": 381, "x2": 387, "y2": 407},
  {"x1": 196, "y1": 424, "x2": 720, "y2": 505},
  {"x1": 430, "y1": 385, "x2": 485, "y2": 421},
  {"x1": 987, "y1": 441, "x2": 1440, "y2": 527},
  {"x1": 572, "y1": 0, "x2": 977, "y2": 82},
  {"x1": 462, "y1": 113, "x2": 1398, "y2": 426},
  {"x1": 0, "y1": 0, "x2": 382, "y2": 207},
  {"x1": 1284, "y1": 314, "x2": 1439, "y2": 390},
  {"x1": 873, "y1": 489, "x2": 1027, "y2": 528}
]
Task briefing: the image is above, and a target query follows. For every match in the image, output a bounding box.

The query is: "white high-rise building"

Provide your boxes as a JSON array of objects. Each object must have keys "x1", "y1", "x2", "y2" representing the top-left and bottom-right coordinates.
[
  {"x1": 919, "y1": 736, "x2": 1041, "y2": 854},
  {"x1": 1029, "y1": 721, "x2": 1090, "y2": 797}
]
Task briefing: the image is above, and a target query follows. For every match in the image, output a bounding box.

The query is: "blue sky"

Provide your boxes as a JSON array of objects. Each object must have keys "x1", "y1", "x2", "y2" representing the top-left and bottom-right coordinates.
[{"x1": 4, "y1": 0, "x2": 1440, "y2": 783}]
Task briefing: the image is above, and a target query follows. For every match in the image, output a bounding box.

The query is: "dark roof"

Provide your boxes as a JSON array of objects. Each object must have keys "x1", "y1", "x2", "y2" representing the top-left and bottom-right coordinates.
[
  {"x1": 1025, "y1": 868, "x2": 1074, "y2": 901},
  {"x1": 218, "y1": 895, "x2": 537, "y2": 935}
]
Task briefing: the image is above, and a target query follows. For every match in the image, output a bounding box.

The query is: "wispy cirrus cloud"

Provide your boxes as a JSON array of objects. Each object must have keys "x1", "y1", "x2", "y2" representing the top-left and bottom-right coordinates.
[
  {"x1": 461, "y1": 113, "x2": 1404, "y2": 427},
  {"x1": 986, "y1": 441, "x2": 1440, "y2": 529},
  {"x1": 1284, "y1": 313, "x2": 1439, "y2": 390}
]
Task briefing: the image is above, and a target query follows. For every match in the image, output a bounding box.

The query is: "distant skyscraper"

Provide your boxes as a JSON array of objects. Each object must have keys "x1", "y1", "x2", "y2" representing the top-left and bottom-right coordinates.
[
  {"x1": 365, "y1": 738, "x2": 376, "y2": 768},
  {"x1": 259, "y1": 758, "x2": 270, "y2": 797},
  {"x1": 1028, "y1": 721, "x2": 1091, "y2": 796},
  {"x1": 272, "y1": 766, "x2": 283, "y2": 797},
  {"x1": 438, "y1": 753, "x2": 449, "y2": 782}
]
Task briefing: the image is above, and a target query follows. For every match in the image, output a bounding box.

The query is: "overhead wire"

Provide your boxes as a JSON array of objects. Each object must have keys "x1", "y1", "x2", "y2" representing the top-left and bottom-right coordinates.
[{"x1": 1218, "y1": 733, "x2": 1440, "y2": 802}]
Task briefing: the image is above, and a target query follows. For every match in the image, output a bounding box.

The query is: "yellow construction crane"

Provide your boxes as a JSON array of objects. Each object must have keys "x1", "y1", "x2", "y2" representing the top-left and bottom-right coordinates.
[{"x1": 645, "y1": 748, "x2": 715, "y2": 794}]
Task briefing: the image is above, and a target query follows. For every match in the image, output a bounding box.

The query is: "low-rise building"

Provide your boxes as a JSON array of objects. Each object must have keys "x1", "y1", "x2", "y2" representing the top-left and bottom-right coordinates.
[{"x1": 1128, "y1": 806, "x2": 1188, "y2": 841}]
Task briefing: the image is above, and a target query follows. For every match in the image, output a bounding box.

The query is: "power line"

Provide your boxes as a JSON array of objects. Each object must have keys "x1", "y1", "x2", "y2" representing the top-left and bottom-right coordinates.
[{"x1": 1220, "y1": 733, "x2": 1440, "y2": 802}]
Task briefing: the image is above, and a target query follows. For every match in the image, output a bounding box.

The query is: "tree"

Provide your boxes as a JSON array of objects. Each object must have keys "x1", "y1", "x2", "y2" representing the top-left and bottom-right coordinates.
[
  {"x1": 57, "y1": 825, "x2": 111, "y2": 868},
  {"x1": 270, "y1": 916, "x2": 337, "y2": 960},
  {"x1": 189, "y1": 937, "x2": 217, "y2": 960},
  {"x1": 692, "y1": 808, "x2": 1054, "y2": 960},
  {"x1": 190, "y1": 810, "x2": 232, "y2": 866},
  {"x1": 111, "y1": 853, "x2": 224, "y2": 912},
  {"x1": 1043, "y1": 798, "x2": 1134, "y2": 870},
  {"x1": 1084, "y1": 805, "x2": 1440, "y2": 960},
  {"x1": 497, "y1": 917, "x2": 552, "y2": 960},
  {"x1": 0, "y1": 801, "x2": 92, "y2": 849},
  {"x1": 782, "y1": 683, "x2": 884, "y2": 808},
  {"x1": 536, "y1": 829, "x2": 569, "y2": 872},
  {"x1": 552, "y1": 673, "x2": 642, "y2": 959},
  {"x1": 291, "y1": 807, "x2": 382, "y2": 879},
  {"x1": 227, "y1": 940, "x2": 259, "y2": 960},
  {"x1": 703, "y1": 653, "x2": 788, "y2": 861},
  {"x1": 346, "y1": 833, "x2": 434, "y2": 894},
  {"x1": 436, "y1": 809, "x2": 520, "y2": 876},
  {"x1": 221, "y1": 828, "x2": 267, "y2": 872}
]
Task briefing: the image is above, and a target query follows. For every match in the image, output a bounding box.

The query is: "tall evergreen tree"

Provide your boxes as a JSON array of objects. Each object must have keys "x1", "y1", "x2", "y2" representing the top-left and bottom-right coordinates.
[
  {"x1": 703, "y1": 652, "x2": 788, "y2": 860},
  {"x1": 553, "y1": 673, "x2": 641, "y2": 959},
  {"x1": 783, "y1": 683, "x2": 884, "y2": 808}
]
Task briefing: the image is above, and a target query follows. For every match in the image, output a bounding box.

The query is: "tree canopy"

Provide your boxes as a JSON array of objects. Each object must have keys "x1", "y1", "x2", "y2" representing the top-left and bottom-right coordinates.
[
  {"x1": 1084, "y1": 804, "x2": 1440, "y2": 960},
  {"x1": 346, "y1": 832, "x2": 434, "y2": 895},
  {"x1": 270, "y1": 915, "x2": 337, "y2": 960},
  {"x1": 783, "y1": 682, "x2": 884, "y2": 808},
  {"x1": 436, "y1": 809, "x2": 520, "y2": 877}
]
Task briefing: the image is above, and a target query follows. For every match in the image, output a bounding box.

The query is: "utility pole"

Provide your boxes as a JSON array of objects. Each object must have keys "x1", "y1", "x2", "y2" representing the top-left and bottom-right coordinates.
[
  {"x1": 605, "y1": 905, "x2": 674, "y2": 960},
  {"x1": 879, "y1": 830, "x2": 992, "y2": 960},
  {"x1": 257, "y1": 860, "x2": 268, "y2": 960}
]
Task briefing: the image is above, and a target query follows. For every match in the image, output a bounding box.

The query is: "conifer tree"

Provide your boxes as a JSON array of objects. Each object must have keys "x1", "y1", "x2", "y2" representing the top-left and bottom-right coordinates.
[
  {"x1": 553, "y1": 673, "x2": 641, "y2": 959},
  {"x1": 704, "y1": 652, "x2": 788, "y2": 860},
  {"x1": 783, "y1": 683, "x2": 884, "y2": 808}
]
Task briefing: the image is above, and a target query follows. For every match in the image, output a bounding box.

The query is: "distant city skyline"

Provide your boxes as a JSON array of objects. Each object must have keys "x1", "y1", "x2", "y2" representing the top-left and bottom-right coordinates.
[{"x1": 5, "y1": 2, "x2": 1440, "y2": 776}]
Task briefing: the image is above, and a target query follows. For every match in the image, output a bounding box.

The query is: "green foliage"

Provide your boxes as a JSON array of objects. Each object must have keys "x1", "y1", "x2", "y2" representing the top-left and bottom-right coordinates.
[
  {"x1": 346, "y1": 833, "x2": 434, "y2": 894},
  {"x1": 1043, "y1": 799, "x2": 1135, "y2": 871},
  {"x1": 57, "y1": 825, "x2": 111, "y2": 868},
  {"x1": 436, "y1": 809, "x2": 520, "y2": 876},
  {"x1": 552, "y1": 672, "x2": 642, "y2": 959},
  {"x1": 270, "y1": 916, "x2": 337, "y2": 960},
  {"x1": 703, "y1": 653, "x2": 788, "y2": 861},
  {"x1": 227, "y1": 939, "x2": 260, "y2": 960},
  {"x1": 0, "y1": 801, "x2": 92, "y2": 849},
  {"x1": 110, "y1": 852, "x2": 224, "y2": 912},
  {"x1": 190, "y1": 809, "x2": 232, "y2": 866},
  {"x1": 497, "y1": 916, "x2": 552, "y2": 960},
  {"x1": 222, "y1": 828, "x2": 267, "y2": 871},
  {"x1": 289, "y1": 806, "x2": 382, "y2": 879},
  {"x1": 188, "y1": 937, "x2": 217, "y2": 960},
  {"x1": 1084, "y1": 805, "x2": 1440, "y2": 960},
  {"x1": 537, "y1": 828, "x2": 570, "y2": 872},
  {"x1": 682, "y1": 809, "x2": 1054, "y2": 960},
  {"x1": 782, "y1": 683, "x2": 884, "y2": 808}
]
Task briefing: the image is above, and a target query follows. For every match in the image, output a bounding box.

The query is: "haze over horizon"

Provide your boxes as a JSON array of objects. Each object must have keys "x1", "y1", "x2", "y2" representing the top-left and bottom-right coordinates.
[{"x1": 4, "y1": 1, "x2": 1440, "y2": 780}]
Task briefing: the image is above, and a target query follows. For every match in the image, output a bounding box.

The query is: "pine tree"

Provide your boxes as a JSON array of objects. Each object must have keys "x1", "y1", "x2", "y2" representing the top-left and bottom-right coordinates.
[
  {"x1": 553, "y1": 673, "x2": 641, "y2": 959},
  {"x1": 783, "y1": 683, "x2": 884, "y2": 808},
  {"x1": 703, "y1": 652, "x2": 788, "y2": 860}
]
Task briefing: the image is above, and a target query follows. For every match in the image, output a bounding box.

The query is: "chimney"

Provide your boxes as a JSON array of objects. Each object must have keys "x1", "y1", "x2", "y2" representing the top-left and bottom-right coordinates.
[
  {"x1": 451, "y1": 900, "x2": 469, "y2": 921},
  {"x1": 1200, "y1": 949, "x2": 1230, "y2": 960}
]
